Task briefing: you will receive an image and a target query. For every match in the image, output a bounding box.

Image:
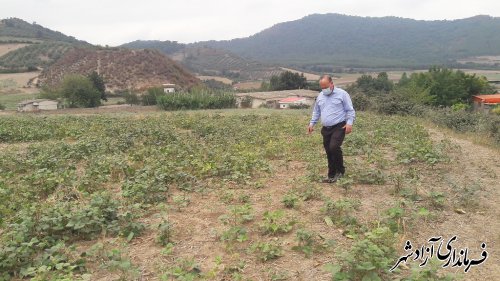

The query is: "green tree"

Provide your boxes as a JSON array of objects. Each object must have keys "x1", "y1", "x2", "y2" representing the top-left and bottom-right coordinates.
[
  {"x1": 269, "y1": 71, "x2": 307, "y2": 91},
  {"x1": 59, "y1": 75, "x2": 101, "y2": 108},
  {"x1": 87, "y1": 71, "x2": 107, "y2": 102},
  {"x1": 397, "y1": 72, "x2": 410, "y2": 87},
  {"x1": 355, "y1": 72, "x2": 393, "y2": 95}
]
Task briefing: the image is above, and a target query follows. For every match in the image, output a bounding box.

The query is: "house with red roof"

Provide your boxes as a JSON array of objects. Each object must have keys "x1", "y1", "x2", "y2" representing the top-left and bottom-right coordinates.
[
  {"x1": 473, "y1": 94, "x2": 500, "y2": 112},
  {"x1": 278, "y1": 97, "x2": 308, "y2": 109},
  {"x1": 235, "y1": 89, "x2": 317, "y2": 109}
]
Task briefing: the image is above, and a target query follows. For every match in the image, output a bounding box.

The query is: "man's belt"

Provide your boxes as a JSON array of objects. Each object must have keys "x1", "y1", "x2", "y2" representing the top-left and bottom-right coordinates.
[{"x1": 323, "y1": 121, "x2": 346, "y2": 129}]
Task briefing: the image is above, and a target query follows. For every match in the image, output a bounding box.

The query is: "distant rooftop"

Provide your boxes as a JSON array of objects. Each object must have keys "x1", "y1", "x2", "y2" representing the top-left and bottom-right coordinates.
[
  {"x1": 473, "y1": 94, "x2": 500, "y2": 104},
  {"x1": 279, "y1": 97, "x2": 306, "y2": 103}
]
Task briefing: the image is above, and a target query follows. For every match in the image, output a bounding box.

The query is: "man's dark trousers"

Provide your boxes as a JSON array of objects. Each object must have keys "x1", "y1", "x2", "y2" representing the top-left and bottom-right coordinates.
[{"x1": 321, "y1": 121, "x2": 346, "y2": 178}]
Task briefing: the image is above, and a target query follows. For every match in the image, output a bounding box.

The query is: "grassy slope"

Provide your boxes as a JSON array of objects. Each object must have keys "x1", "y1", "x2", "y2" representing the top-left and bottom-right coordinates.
[{"x1": 0, "y1": 109, "x2": 498, "y2": 280}]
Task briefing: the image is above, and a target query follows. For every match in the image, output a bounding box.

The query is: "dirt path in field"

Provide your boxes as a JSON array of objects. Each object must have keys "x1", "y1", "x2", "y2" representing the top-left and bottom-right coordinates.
[{"x1": 412, "y1": 125, "x2": 500, "y2": 280}]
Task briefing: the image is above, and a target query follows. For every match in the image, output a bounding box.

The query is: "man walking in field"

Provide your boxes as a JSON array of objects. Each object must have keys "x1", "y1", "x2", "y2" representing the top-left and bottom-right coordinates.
[{"x1": 308, "y1": 75, "x2": 356, "y2": 183}]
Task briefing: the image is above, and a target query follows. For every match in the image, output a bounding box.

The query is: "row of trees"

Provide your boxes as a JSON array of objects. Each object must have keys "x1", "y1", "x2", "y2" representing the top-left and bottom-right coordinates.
[
  {"x1": 348, "y1": 67, "x2": 496, "y2": 109},
  {"x1": 156, "y1": 88, "x2": 236, "y2": 110},
  {"x1": 347, "y1": 68, "x2": 499, "y2": 144},
  {"x1": 263, "y1": 71, "x2": 308, "y2": 91}
]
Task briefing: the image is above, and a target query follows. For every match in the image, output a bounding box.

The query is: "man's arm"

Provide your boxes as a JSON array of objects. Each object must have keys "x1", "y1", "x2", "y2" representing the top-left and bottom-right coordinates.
[
  {"x1": 343, "y1": 93, "x2": 356, "y2": 134},
  {"x1": 308, "y1": 99, "x2": 321, "y2": 134}
]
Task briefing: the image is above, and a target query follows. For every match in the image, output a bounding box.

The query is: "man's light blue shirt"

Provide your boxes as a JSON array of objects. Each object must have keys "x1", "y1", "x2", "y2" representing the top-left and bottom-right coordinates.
[{"x1": 309, "y1": 87, "x2": 356, "y2": 127}]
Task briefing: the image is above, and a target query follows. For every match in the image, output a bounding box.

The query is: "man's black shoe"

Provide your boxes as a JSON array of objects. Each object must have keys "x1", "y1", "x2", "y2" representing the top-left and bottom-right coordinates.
[
  {"x1": 332, "y1": 173, "x2": 344, "y2": 182},
  {"x1": 321, "y1": 177, "x2": 337, "y2": 183}
]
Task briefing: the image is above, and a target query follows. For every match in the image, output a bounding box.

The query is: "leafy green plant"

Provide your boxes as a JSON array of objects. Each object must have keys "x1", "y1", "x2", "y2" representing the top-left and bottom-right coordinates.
[
  {"x1": 250, "y1": 242, "x2": 283, "y2": 262},
  {"x1": 282, "y1": 192, "x2": 300, "y2": 208},
  {"x1": 219, "y1": 204, "x2": 254, "y2": 226},
  {"x1": 172, "y1": 194, "x2": 191, "y2": 211},
  {"x1": 452, "y1": 182, "x2": 482, "y2": 209},
  {"x1": 237, "y1": 193, "x2": 251, "y2": 203},
  {"x1": 220, "y1": 226, "x2": 249, "y2": 245},
  {"x1": 336, "y1": 175, "x2": 354, "y2": 192},
  {"x1": 355, "y1": 167, "x2": 386, "y2": 185},
  {"x1": 259, "y1": 210, "x2": 295, "y2": 235},
  {"x1": 383, "y1": 205, "x2": 406, "y2": 233},
  {"x1": 83, "y1": 243, "x2": 139, "y2": 281},
  {"x1": 322, "y1": 198, "x2": 361, "y2": 230},
  {"x1": 294, "y1": 184, "x2": 323, "y2": 201},
  {"x1": 292, "y1": 228, "x2": 334, "y2": 257},
  {"x1": 325, "y1": 227, "x2": 397, "y2": 281},
  {"x1": 219, "y1": 190, "x2": 235, "y2": 204},
  {"x1": 162, "y1": 257, "x2": 202, "y2": 280},
  {"x1": 402, "y1": 259, "x2": 455, "y2": 281},
  {"x1": 101, "y1": 248, "x2": 140, "y2": 281},
  {"x1": 429, "y1": 191, "x2": 446, "y2": 209},
  {"x1": 122, "y1": 167, "x2": 170, "y2": 204},
  {"x1": 156, "y1": 220, "x2": 173, "y2": 246},
  {"x1": 269, "y1": 270, "x2": 290, "y2": 280}
]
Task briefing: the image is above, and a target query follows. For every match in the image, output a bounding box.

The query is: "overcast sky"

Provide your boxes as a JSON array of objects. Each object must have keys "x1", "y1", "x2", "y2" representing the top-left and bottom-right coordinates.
[{"x1": 1, "y1": 0, "x2": 499, "y2": 46}]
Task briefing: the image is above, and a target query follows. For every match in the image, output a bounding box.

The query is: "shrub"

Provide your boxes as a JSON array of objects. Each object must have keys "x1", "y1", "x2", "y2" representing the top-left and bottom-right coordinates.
[
  {"x1": 428, "y1": 108, "x2": 480, "y2": 132},
  {"x1": 289, "y1": 103, "x2": 310, "y2": 109},
  {"x1": 239, "y1": 96, "x2": 253, "y2": 108},
  {"x1": 123, "y1": 91, "x2": 140, "y2": 105},
  {"x1": 451, "y1": 102, "x2": 470, "y2": 111},
  {"x1": 142, "y1": 87, "x2": 164, "y2": 106},
  {"x1": 351, "y1": 93, "x2": 371, "y2": 111},
  {"x1": 373, "y1": 95, "x2": 425, "y2": 116},
  {"x1": 157, "y1": 89, "x2": 236, "y2": 110},
  {"x1": 492, "y1": 105, "x2": 500, "y2": 115}
]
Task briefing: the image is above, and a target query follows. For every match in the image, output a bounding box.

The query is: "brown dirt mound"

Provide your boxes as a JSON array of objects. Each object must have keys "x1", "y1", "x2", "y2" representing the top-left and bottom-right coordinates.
[{"x1": 38, "y1": 48, "x2": 201, "y2": 92}]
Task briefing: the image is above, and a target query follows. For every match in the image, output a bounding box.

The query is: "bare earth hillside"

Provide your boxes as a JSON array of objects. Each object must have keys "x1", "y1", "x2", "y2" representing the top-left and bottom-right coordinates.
[{"x1": 38, "y1": 48, "x2": 200, "y2": 92}]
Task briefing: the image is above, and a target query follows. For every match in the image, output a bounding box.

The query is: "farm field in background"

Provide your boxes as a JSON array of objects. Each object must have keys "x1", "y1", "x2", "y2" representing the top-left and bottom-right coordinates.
[
  {"x1": 0, "y1": 71, "x2": 40, "y2": 109},
  {"x1": 0, "y1": 43, "x2": 30, "y2": 57},
  {"x1": 0, "y1": 109, "x2": 498, "y2": 280}
]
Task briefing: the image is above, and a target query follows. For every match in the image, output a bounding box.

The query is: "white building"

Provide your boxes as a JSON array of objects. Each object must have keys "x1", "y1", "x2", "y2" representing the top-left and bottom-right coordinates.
[
  {"x1": 17, "y1": 99, "x2": 59, "y2": 112},
  {"x1": 278, "y1": 97, "x2": 308, "y2": 109},
  {"x1": 163, "y1": 83, "x2": 176, "y2": 93}
]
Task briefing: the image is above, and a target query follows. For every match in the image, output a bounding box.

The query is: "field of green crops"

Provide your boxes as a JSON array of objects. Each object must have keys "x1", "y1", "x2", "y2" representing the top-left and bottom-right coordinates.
[{"x1": 0, "y1": 109, "x2": 494, "y2": 280}]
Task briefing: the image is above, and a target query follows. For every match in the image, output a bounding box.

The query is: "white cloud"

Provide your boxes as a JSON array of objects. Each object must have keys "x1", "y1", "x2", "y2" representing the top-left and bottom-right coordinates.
[{"x1": 1, "y1": 0, "x2": 499, "y2": 45}]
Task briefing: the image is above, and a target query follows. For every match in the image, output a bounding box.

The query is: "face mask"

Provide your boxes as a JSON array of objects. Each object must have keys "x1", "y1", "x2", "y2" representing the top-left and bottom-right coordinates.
[{"x1": 322, "y1": 87, "x2": 333, "y2": 96}]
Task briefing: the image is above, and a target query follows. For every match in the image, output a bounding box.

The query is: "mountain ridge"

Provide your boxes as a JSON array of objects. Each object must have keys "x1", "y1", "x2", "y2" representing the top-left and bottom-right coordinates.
[
  {"x1": 197, "y1": 13, "x2": 500, "y2": 68},
  {"x1": 121, "y1": 40, "x2": 283, "y2": 81}
]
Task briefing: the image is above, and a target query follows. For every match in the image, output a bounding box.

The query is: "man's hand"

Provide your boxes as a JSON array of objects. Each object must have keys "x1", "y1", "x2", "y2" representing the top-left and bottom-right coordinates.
[
  {"x1": 343, "y1": 124, "x2": 353, "y2": 134},
  {"x1": 307, "y1": 124, "x2": 314, "y2": 134}
]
